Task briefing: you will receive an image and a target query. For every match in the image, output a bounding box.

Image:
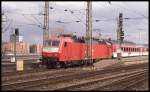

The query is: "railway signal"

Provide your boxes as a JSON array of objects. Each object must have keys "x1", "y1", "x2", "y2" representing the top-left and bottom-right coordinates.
[
  {"x1": 120, "y1": 30, "x2": 124, "y2": 43},
  {"x1": 117, "y1": 13, "x2": 124, "y2": 60},
  {"x1": 14, "y1": 28, "x2": 18, "y2": 63}
]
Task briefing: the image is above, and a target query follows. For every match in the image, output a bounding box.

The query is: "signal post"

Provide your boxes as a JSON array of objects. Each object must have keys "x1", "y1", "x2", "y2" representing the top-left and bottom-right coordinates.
[{"x1": 117, "y1": 13, "x2": 124, "y2": 61}]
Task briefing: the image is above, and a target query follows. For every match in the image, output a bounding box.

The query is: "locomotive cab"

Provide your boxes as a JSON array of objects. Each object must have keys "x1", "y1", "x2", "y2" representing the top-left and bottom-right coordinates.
[
  {"x1": 42, "y1": 36, "x2": 75, "y2": 68},
  {"x1": 42, "y1": 39, "x2": 60, "y2": 59},
  {"x1": 42, "y1": 39, "x2": 61, "y2": 68}
]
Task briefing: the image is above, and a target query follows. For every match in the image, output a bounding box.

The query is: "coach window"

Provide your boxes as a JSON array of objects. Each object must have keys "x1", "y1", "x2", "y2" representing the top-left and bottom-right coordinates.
[
  {"x1": 124, "y1": 47, "x2": 126, "y2": 52},
  {"x1": 121, "y1": 47, "x2": 123, "y2": 51}
]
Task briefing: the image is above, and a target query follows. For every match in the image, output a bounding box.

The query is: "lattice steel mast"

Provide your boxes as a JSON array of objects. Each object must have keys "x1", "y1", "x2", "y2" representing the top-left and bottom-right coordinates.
[
  {"x1": 43, "y1": 1, "x2": 49, "y2": 46},
  {"x1": 85, "y1": 1, "x2": 93, "y2": 64}
]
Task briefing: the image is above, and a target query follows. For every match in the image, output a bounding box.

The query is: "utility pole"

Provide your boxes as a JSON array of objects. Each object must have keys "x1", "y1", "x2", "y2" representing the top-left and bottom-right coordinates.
[
  {"x1": 117, "y1": 13, "x2": 124, "y2": 60},
  {"x1": 43, "y1": 1, "x2": 49, "y2": 46},
  {"x1": 85, "y1": 1, "x2": 93, "y2": 65}
]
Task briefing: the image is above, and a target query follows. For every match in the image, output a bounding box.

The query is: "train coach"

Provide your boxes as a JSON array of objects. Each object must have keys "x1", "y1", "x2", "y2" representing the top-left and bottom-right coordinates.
[{"x1": 112, "y1": 44, "x2": 149, "y2": 58}]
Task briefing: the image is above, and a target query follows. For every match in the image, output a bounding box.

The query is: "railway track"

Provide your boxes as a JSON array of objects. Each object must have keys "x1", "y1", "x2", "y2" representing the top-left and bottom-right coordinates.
[
  {"x1": 2, "y1": 67, "x2": 83, "y2": 83},
  {"x1": 91, "y1": 70, "x2": 147, "y2": 91},
  {"x1": 2, "y1": 54, "x2": 41, "y2": 62},
  {"x1": 2, "y1": 62, "x2": 148, "y2": 91},
  {"x1": 2, "y1": 68, "x2": 42, "y2": 77},
  {"x1": 2, "y1": 68, "x2": 87, "y2": 90},
  {"x1": 2, "y1": 55, "x2": 148, "y2": 74},
  {"x1": 55, "y1": 69, "x2": 147, "y2": 91},
  {"x1": 122, "y1": 77, "x2": 148, "y2": 90}
]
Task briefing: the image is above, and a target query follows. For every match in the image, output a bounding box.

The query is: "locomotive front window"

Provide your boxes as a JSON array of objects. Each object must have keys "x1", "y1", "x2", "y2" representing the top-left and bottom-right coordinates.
[
  {"x1": 52, "y1": 41, "x2": 60, "y2": 46},
  {"x1": 46, "y1": 40, "x2": 60, "y2": 46},
  {"x1": 46, "y1": 41, "x2": 52, "y2": 46}
]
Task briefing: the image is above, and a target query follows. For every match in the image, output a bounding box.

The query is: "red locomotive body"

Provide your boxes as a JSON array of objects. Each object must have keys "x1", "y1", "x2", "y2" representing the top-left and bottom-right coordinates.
[{"x1": 42, "y1": 35, "x2": 113, "y2": 68}]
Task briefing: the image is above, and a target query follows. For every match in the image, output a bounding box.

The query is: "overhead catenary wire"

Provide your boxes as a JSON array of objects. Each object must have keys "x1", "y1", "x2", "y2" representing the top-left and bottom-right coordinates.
[
  {"x1": 2, "y1": 2, "x2": 148, "y2": 35},
  {"x1": 121, "y1": 2, "x2": 148, "y2": 19},
  {"x1": 3, "y1": 2, "x2": 148, "y2": 27},
  {"x1": 48, "y1": 3, "x2": 148, "y2": 24}
]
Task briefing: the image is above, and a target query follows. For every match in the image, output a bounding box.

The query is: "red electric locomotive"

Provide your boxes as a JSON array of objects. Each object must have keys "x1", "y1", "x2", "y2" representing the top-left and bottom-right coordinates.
[{"x1": 42, "y1": 34, "x2": 113, "y2": 68}]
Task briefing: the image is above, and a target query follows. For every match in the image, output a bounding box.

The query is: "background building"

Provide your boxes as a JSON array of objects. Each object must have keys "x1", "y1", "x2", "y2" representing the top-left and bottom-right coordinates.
[
  {"x1": 29, "y1": 44, "x2": 42, "y2": 54},
  {"x1": 2, "y1": 42, "x2": 30, "y2": 55}
]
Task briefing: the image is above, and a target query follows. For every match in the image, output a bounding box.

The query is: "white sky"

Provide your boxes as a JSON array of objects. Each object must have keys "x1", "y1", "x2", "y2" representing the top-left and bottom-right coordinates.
[{"x1": 2, "y1": 1, "x2": 148, "y2": 44}]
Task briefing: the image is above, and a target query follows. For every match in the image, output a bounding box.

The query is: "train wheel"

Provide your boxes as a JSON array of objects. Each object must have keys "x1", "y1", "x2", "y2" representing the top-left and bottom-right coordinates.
[
  {"x1": 62, "y1": 62, "x2": 67, "y2": 68},
  {"x1": 55, "y1": 62, "x2": 61, "y2": 68}
]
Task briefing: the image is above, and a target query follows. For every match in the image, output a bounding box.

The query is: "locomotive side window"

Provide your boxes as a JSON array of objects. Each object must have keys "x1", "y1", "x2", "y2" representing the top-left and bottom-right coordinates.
[{"x1": 46, "y1": 41, "x2": 52, "y2": 46}]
